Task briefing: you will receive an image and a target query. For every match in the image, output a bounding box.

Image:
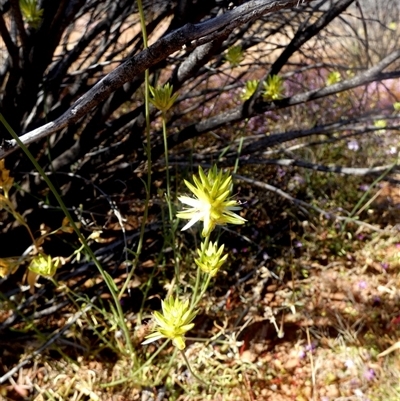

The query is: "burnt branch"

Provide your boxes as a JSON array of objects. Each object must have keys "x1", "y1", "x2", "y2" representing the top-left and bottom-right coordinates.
[{"x1": 0, "y1": 0, "x2": 315, "y2": 158}]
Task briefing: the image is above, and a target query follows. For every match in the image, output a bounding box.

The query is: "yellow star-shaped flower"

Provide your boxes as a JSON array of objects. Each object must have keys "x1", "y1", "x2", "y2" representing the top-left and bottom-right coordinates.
[
  {"x1": 177, "y1": 166, "x2": 246, "y2": 237},
  {"x1": 142, "y1": 297, "x2": 197, "y2": 350}
]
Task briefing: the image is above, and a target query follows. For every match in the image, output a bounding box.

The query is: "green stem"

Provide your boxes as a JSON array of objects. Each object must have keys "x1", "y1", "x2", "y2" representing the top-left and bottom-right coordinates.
[
  {"x1": 137, "y1": 0, "x2": 148, "y2": 48},
  {"x1": 100, "y1": 339, "x2": 171, "y2": 387},
  {"x1": 349, "y1": 162, "x2": 396, "y2": 218},
  {"x1": 233, "y1": 135, "x2": 244, "y2": 175},
  {"x1": 119, "y1": 0, "x2": 152, "y2": 309},
  {"x1": 197, "y1": 274, "x2": 212, "y2": 305},
  {"x1": 162, "y1": 113, "x2": 172, "y2": 220},
  {"x1": 161, "y1": 113, "x2": 180, "y2": 291},
  {"x1": 190, "y1": 234, "x2": 210, "y2": 310},
  {"x1": 154, "y1": 347, "x2": 178, "y2": 386},
  {"x1": 4, "y1": 200, "x2": 38, "y2": 251},
  {"x1": 180, "y1": 349, "x2": 208, "y2": 387},
  {"x1": 0, "y1": 113, "x2": 135, "y2": 359}
]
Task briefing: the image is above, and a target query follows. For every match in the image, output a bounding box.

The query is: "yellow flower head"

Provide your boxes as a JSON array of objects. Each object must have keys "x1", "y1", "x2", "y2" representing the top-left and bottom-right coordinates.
[
  {"x1": 149, "y1": 83, "x2": 178, "y2": 113},
  {"x1": 195, "y1": 241, "x2": 228, "y2": 277},
  {"x1": 28, "y1": 254, "x2": 60, "y2": 278},
  {"x1": 177, "y1": 165, "x2": 246, "y2": 237},
  {"x1": 225, "y1": 45, "x2": 244, "y2": 68},
  {"x1": 0, "y1": 159, "x2": 14, "y2": 196},
  {"x1": 142, "y1": 296, "x2": 197, "y2": 350},
  {"x1": 19, "y1": 0, "x2": 43, "y2": 29},
  {"x1": 326, "y1": 71, "x2": 341, "y2": 86},
  {"x1": 241, "y1": 79, "x2": 259, "y2": 101},
  {"x1": 262, "y1": 75, "x2": 285, "y2": 101}
]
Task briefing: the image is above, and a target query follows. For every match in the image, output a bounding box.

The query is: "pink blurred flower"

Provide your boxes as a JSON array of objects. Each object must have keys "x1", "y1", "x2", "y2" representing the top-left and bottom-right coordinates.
[{"x1": 358, "y1": 280, "x2": 368, "y2": 290}]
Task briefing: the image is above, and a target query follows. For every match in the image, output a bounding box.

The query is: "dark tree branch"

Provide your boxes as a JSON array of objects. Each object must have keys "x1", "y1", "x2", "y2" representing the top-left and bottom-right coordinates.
[
  {"x1": 9, "y1": 0, "x2": 28, "y2": 50},
  {"x1": 0, "y1": 0, "x2": 315, "y2": 158},
  {"x1": 272, "y1": 57, "x2": 400, "y2": 109},
  {"x1": 241, "y1": 0, "x2": 356, "y2": 118},
  {"x1": 241, "y1": 109, "x2": 400, "y2": 156},
  {"x1": 236, "y1": 158, "x2": 399, "y2": 176},
  {"x1": 269, "y1": 0, "x2": 355, "y2": 77},
  {"x1": 147, "y1": 61, "x2": 400, "y2": 162}
]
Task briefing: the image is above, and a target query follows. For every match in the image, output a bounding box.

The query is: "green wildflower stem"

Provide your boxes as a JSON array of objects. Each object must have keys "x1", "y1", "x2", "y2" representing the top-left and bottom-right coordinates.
[
  {"x1": 161, "y1": 113, "x2": 172, "y2": 220},
  {"x1": 134, "y1": 338, "x2": 169, "y2": 377},
  {"x1": 233, "y1": 135, "x2": 244, "y2": 175},
  {"x1": 349, "y1": 161, "x2": 396, "y2": 219},
  {"x1": 154, "y1": 347, "x2": 178, "y2": 385},
  {"x1": 342, "y1": 157, "x2": 397, "y2": 232},
  {"x1": 190, "y1": 262, "x2": 202, "y2": 311},
  {"x1": 101, "y1": 340, "x2": 171, "y2": 387},
  {"x1": 119, "y1": 0, "x2": 152, "y2": 310},
  {"x1": 190, "y1": 234, "x2": 210, "y2": 310},
  {"x1": 197, "y1": 274, "x2": 212, "y2": 305},
  {"x1": 0, "y1": 113, "x2": 135, "y2": 360},
  {"x1": 137, "y1": 0, "x2": 148, "y2": 48},
  {"x1": 180, "y1": 349, "x2": 208, "y2": 387},
  {"x1": 161, "y1": 112, "x2": 180, "y2": 291}
]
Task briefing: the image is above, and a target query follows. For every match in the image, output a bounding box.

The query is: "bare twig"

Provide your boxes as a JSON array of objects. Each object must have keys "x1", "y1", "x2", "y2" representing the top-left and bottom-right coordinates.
[
  {"x1": 234, "y1": 173, "x2": 396, "y2": 233},
  {"x1": 237, "y1": 158, "x2": 399, "y2": 176}
]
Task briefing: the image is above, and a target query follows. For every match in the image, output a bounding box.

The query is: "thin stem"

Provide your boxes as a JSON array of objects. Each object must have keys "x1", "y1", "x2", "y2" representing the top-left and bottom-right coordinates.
[
  {"x1": 190, "y1": 234, "x2": 210, "y2": 310},
  {"x1": 162, "y1": 113, "x2": 172, "y2": 220},
  {"x1": 197, "y1": 274, "x2": 212, "y2": 305},
  {"x1": 0, "y1": 113, "x2": 135, "y2": 359},
  {"x1": 348, "y1": 161, "x2": 396, "y2": 219},
  {"x1": 161, "y1": 112, "x2": 180, "y2": 292},
  {"x1": 180, "y1": 349, "x2": 208, "y2": 387},
  {"x1": 4, "y1": 200, "x2": 38, "y2": 252},
  {"x1": 233, "y1": 135, "x2": 244, "y2": 174},
  {"x1": 119, "y1": 0, "x2": 152, "y2": 310},
  {"x1": 101, "y1": 340, "x2": 171, "y2": 387},
  {"x1": 154, "y1": 347, "x2": 178, "y2": 386},
  {"x1": 17, "y1": 217, "x2": 38, "y2": 251}
]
